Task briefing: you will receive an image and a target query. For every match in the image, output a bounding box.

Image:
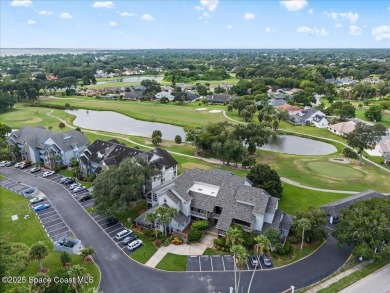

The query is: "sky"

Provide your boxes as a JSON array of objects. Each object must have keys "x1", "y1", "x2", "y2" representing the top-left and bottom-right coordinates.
[{"x1": 1, "y1": 0, "x2": 389, "y2": 49}]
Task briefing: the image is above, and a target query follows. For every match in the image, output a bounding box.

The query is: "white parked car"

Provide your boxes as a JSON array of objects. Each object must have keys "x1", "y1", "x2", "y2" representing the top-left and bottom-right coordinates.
[
  {"x1": 42, "y1": 171, "x2": 55, "y2": 177},
  {"x1": 30, "y1": 197, "x2": 45, "y2": 204},
  {"x1": 73, "y1": 186, "x2": 85, "y2": 193},
  {"x1": 127, "y1": 239, "x2": 143, "y2": 251},
  {"x1": 14, "y1": 162, "x2": 24, "y2": 168},
  {"x1": 69, "y1": 183, "x2": 81, "y2": 189},
  {"x1": 0, "y1": 161, "x2": 7, "y2": 167},
  {"x1": 29, "y1": 166, "x2": 41, "y2": 173}
]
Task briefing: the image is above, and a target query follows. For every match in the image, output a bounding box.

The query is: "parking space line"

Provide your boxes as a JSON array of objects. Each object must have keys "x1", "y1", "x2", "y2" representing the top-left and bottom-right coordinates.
[
  {"x1": 36, "y1": 209, "x2": 55, "y2": 216},
  {"x1": 199, "y1": 257, "x2": 201, "y2": 271},
  {"x1": 50, "y1": 230, "x2": 70, "y2": 238},
  {"x1": 103, "y1": 223, "x2": 121, "y2": 231},
  {"x1": 221, "y1": 256, "x2": 225, "y2": 271},
  {"x1": 210, "y1": 255, "x2": 213, "y2": 271},
  {"x1": 47, "y1": 225, "x2": 68, "y2": 234},
  {"x1": 96, "y1": 216, "x2": 111, "y2": 223},
  {"x1": 42, "y1": 217, "x2": 61, "y2": 225},
  {"x1": 45, "y1": 221, "x2": 66, "y2": 229},
  {"x1": 110, "y1": 227, "x2": 125, "y2": 235},
  {"x1": 38, "y1": 212, "x2": 58, "y2": 220}
]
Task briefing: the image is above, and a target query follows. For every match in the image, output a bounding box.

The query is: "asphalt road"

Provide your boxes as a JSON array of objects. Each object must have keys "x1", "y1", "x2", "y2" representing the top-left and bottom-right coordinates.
[{"x1": 0, "y1": 168, "x2": 351, "y2": 293}]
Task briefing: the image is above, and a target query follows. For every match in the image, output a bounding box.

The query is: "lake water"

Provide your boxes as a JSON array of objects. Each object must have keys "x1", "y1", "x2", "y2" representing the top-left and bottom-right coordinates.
[
  {"x1": 96, "y1": 76, "x2": 163, "y2": 85},
  {"x1": 259, "y1": 135, "x2": 337, "y2": 155},
  {"x1": 68, "y1": 109, "x2": 185, "y2": 141}
]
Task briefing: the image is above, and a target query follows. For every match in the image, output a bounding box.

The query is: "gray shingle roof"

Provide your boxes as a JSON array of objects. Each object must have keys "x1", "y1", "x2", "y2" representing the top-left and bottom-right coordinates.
[
  {"x1": 320, "y1": 190, "x2": 387, "y2": 218},
  {"x1": 164, "y1": 168, "x2": 278, "y2": 232},
  {"x1": 8, "y1": 126, "x2": 87, "y2": 152}
]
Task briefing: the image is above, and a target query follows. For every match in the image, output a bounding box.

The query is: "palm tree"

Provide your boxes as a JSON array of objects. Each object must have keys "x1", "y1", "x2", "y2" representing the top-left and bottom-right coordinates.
[
  {"x1": 157, "y1": 206, "x2": 178, "y2": 237},
  {"x1": 29, "y1": 242, "x2": 48, "y2": 271},
  {"x1": 68, "y1": 264, "x2": 86, "y2": 293},
  {"x1": 81, "y1": 247, "x2": 94, "y2": 261},
  {"x1": 145, "y1": 211, "x2": 159, "y2": 238},
  {"x1": 297, "y1": 218, "x2": 312, "y2": 252},
  {"x1": 248, "y1": 235, "x2": 271, "y2": 293},
  {"x1": 231, "y1": 244, "x2": 247, "y2": 293},
  {"x1": 225, "y1": 227, "x2": 243, "y2": 248}
]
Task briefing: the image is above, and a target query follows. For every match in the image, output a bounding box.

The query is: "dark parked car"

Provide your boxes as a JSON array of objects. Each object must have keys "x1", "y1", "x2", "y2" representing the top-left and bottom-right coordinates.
[
  {"x1": 105, "y1": 216, "x2": 119, "y2": 227},
  {"x1": 122, "y1": 234, "x2": 138, "y2": 245},
  {"x1": 63, "y1": 178, "x2": 75, "y2": 185},
  {"x1": 79, "y1": 194, "x2": 92, "y2": 202}
]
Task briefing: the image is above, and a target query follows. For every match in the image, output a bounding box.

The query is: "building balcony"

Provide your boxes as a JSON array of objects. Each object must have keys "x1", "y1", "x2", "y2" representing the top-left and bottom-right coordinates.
[
  {"x1": 212, "y1": 212, "x2": 220, "y2": 219},
  {"x1": 191, "y1": 210, "x2": 208, "y2": 219},
  {"x1": 233, "y1": 223, "x2": 252, "y2": 232}
]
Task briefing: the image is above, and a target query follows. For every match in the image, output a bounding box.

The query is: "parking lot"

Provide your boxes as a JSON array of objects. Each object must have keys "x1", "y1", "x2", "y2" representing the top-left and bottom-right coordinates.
[
  {"x1": 0, "y1": 176, "x2": 72, "y2": 243},
  {"x1": 186, "y1": 254, "x2": 273, "y2": 272},
  {"x1": 2, "y1": 164, "x2": 140, "y2": 253}
]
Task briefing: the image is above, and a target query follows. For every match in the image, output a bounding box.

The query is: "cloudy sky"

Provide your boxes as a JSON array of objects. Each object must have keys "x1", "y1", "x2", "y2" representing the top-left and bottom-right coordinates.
[{"x1": 1, "y1": 0, "x2": 389, "y2": 48}]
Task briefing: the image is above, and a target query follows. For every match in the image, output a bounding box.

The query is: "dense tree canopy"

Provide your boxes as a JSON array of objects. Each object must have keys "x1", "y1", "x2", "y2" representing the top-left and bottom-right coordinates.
[
  {"x1": 246, "y1": 163, "x2": 283, "y2": 198},
  {"x1": 345, "y1": 122, "x2": 387, "y2": 165},
  {"x1": 93, "y1": 158, "x2": 157, "y2": 215},
  {"x1": 292, "y1": 206, "x2": 327, "y2": 243},
  {"x1": 333, "y1": 198, "x2": 390, "y2": 259}
]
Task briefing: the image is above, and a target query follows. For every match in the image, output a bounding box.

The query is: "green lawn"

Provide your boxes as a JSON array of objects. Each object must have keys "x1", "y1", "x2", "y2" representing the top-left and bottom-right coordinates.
[
  {"x1": 128, "y1": 232, "x2": 157, "y2": 264},
  {"x1": 278, "y1": 184, "x2": 349, "y2": 216},
  {"x1": 155, "y1": 253, "x2": 187, "y2": 271},
  {"x1": 0, "y1": 188, "x2": 100, "y2": 291},
  {"x1": 271, "y1": 241, "x2": 324, "y2": 268},
  {"x1": 203, "y1": 247, "x2": 228, "y2": 255},
  {"x1": 37, "y1": 98, "x2": 229, "y2": 128},
  {"x1": 317, "y1": 256, "x2": 390, "y2": 293}
]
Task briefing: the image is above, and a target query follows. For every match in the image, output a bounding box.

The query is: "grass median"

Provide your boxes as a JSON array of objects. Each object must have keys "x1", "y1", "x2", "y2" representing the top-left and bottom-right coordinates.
[
  {"x1": 155, "y1": 253, "x2": 187, "y2": 271},
  {"x1": 0, "y1": 188, "x2": 100, "y2": 291}
]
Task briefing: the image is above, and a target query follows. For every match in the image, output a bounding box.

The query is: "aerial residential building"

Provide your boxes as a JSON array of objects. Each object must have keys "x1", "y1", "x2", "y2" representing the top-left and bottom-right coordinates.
[
  {"x1": 136, "y1": 168, "x2": 293, "y2": 238},
  {"x1": 7, "y1": 126, "x2": 88, "y2": 169}
]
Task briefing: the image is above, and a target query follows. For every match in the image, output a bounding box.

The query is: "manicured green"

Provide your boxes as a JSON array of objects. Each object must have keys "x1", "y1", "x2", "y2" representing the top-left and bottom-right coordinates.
[
  {"x1": 271, "y1": 241, "x2": 324, "y2": 268},
  {"x1": 0, "y1": 188, "x2": 100, "y2": 291},
  {"x1": 203, "y1": 247, "x2": 227, "y2": 255},
  {"x1": 278, "y1": 184, "x2": 349, "y2": 216},
  {"x1": 128, "y1": 232, "x2": 157, "y2": 264},
  {"x1": 306, "y1": 161, "x2": 365, "y2": 179},
  {"x1": 38, "y1": 98, "x2": 229, "y2": 128},
  {"x1": 317, "y1": 256, "x2": 390, "y2": 293},
  {"x1": 155, "y1": 253, "x2": 187, "y2": 271}
]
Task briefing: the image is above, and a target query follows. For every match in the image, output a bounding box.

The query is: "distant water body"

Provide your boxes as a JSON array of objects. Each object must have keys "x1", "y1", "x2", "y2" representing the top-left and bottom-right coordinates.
[{"x1": 0, "y1": 48, "x2": 98, "y2": 57}]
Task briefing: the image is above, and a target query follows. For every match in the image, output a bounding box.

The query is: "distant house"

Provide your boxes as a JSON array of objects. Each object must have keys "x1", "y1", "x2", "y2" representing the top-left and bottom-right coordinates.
[
  {"x1": 161, "y1": 85, "x2": 174, "y2": 92},
  {"x1": 155, "y1": 91, "x2": 174, "y2": 101},
  {"x1": 292, "y1": 108, "x2": 328, "y2": 128},
  {"x1": 374, "y1": 137, "x2": 390, "y2": 157},
  {"x1": 276, "y1": 104, "x2": 302, "y2": 116},
  {"x1": 104, "y1": 87, "x2": 121, "y2": 94},
  {"x1": 328, "y1": 121, "x2": 356, "y2": 136},
  {"x1": 206, "y1": 94, "x2": 235, "y2": 104},
  {"x1": 362, "y1": 77, "x2": 384, "y2": 85},
  {"x1": 78, "y1": 139, "x2": 178, "y2": 193},
  {"x1": 78, "y1": 89, "x2": 101, "y2": 97},
  {"x1": 131, "y1": 85, "x2": 147, "y2": 93},
  {"x1": 325, "y1": 78, "x2": 357, "y2": 86},
  {"x1": 7, "y1": 126, "x2": 88, "y2": 169},
  {"x1": 209, "y1": 85, "x2": 218, "y2": 92},
  {"x1": 123, "y1": 92, "x2": 144, "y2": 101},
  {"x1": 135, "y1": 168, "x2": 293, "y2": 237},
  {"x1": 46, "y1": 74, "x2": 58, "y2": 81},
  {"x1": 185, "y1": 92, "x2": 200, "y2": 102},
  {"x1": 320, "y1": 190, "x2": 387, "y2": 224}
]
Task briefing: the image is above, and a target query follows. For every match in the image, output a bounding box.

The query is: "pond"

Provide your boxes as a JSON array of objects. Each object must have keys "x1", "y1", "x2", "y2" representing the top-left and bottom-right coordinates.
[
  {"x1": 68, "y1": 109, "x2": 185, "y2": 141},
  {"x1": 96, "y1": 76, "x2": 163, "y2": 85},
  {"x1": 259, "y1": 135, "x2": 337, "y2": 155}
]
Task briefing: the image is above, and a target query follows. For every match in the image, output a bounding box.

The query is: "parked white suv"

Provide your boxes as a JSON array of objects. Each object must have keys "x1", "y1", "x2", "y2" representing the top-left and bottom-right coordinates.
[
  {"x1": 127, "y1": 239, "x2": 142, "y2": 251},
  {"x1": 115, "y1": 229, "x2": 133, "y2": 240}
]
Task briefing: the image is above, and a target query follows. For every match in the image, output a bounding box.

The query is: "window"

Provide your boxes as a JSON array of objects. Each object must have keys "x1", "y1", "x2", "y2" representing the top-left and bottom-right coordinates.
[
  {"x1": 152, "y1": 193, "x2": 157, "y2": 202},
  {"x1": 164, "y1": 198, "x2": 167, "y2": 204}
]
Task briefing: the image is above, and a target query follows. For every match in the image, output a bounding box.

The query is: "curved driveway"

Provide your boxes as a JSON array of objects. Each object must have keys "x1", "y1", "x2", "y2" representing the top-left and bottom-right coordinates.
[{"x1": 1, "y1": 168, "x2": 350, "y2": 293}]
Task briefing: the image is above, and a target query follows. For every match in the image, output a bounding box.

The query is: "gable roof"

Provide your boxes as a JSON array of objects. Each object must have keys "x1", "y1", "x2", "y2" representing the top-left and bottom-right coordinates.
[
  {"x1": 8, "y1": 126, "x2": 88, "y2": 152},
  {"x1": 320, "y1": 190, "x2": 387, "y2": 218},
  {"x1": 80, "y1": 139, "x2": 177, "y2": 171}
]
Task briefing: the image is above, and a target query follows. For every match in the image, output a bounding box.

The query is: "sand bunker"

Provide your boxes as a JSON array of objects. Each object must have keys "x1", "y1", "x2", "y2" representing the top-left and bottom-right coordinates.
[
  {"x1": 329, "y1": 158, "x2": 351, "y2": 164},
  {"x1": 209, "y1": 110, "x2": 222, "y2": 113},
  {"x1": 196, "y1": 108, "x2": 207, "y2": 111}
]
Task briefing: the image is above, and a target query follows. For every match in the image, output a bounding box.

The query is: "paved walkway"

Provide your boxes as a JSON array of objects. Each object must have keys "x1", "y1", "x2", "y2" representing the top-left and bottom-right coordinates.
[
  {"x1": 306, "y1": 260, "x2": 372, "y2": 293},
  {"x1": 339, "y1": 263, "x2": 390, "y2": 293},
  {"x1": 281, "y1": 178, "x2": 357, "y2": 194},
  {"x1": 145, "y1": 234, "x2": 215, "y2": 268}
]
